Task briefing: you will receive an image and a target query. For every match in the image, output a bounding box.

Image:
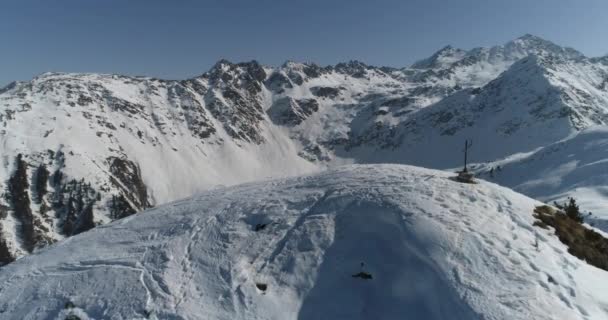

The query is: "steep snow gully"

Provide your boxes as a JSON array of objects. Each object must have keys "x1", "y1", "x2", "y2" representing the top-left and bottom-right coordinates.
[{"x1": 0, "y1": 165, "x2": 607, "y2": 319}]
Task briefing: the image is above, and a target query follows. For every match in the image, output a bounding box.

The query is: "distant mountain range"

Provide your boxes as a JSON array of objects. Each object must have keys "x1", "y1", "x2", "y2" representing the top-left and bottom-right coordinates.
[{"x1": 2, "y1": 34, "x2": 608, "y2": 264}]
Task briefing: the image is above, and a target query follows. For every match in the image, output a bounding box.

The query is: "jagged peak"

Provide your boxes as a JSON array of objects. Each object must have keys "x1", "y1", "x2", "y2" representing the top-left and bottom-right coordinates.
[
  {"x1": 204, "y1": 59, "x2": 267, "y2": 83},
  {"x1": 210, "y1": 59, "x2": 235, "y2": 72},
  {"x1": 504, "y1": 34, "x2": 584, "y2": 60},
  {"x1": 235, "y1": 60, "x2": 263, "y2": 68},
  {"x1": 411, "y1": 45, "x2": 467, "y2": 69},
  {"x1": 0, "y1": 81, "x2": 21, "y2": 94},
  {"x1": 410, "y1": 34, "x2": 584, "y2": 72},
  {"x1": 333, "y1": 60, "x2": 383, "y2": 78},
  {"x1": 516, "y1": 33, "x2": 547, "y2": 42},
  {"x1": 335, "y1": 59, "x2": 369, "y2": 68},
  {"x1": 32, "y1": 71, "x2": 70, "y2": 80},
  {"x1": 282, "y1": 60, "x2": 308, "y2": 68}
]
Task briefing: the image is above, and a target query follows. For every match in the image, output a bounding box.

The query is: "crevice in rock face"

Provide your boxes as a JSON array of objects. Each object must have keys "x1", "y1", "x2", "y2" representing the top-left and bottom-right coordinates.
[{"x1": 107, "y1": 157, "x2": 151, "y2": 219}]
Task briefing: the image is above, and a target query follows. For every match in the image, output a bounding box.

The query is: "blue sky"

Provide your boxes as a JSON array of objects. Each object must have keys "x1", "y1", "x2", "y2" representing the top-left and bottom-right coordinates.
[{"x1": 1, "y1": 0, "x2": 607, "y2": 86}]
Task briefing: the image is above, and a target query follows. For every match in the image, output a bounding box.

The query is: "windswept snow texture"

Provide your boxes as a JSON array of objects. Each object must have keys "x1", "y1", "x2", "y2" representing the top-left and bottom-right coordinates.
[{"x1": 0, "y1": 165, "x2": 607, "y2": 320}]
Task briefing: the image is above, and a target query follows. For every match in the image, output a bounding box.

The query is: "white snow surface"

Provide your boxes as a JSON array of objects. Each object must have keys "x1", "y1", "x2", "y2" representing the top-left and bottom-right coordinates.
[
  {"x1": 473, "y1": 127, "x2": 608, "y2": 220},
  {"x1": 0, "y1": 165, "x2": 607, "y2": 320}
]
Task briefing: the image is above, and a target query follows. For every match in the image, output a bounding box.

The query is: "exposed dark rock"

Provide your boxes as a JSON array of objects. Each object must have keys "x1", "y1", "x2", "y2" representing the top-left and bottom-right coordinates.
[
  {"x1": 298, "y1": 142, "x2": 331, "y2": 162},
  {"x1": 108, "y1": 157, "x2": 151, "y2": 215},
  {"x1": 7, "y1": 155, "x2": 37, "y2": 252},
  {"x1": 301, "y1": 63, "x2": 326, "y2": 78},
  {"x1": 334, "y1": 60, "x2": 370, "y2": 78},
  {"x1": 265, "y1": 72, "x2": 293, "y2": 92},
  {"x1": 49, "y1": 162, "x2": 99, "y2": 237},
  {"x1": 352, "y1": 271, "x2": 373, "y2": 280},
  {"x1": 33, "y1": 164, "x2": 50, "y2": 203},
  {"x1": 73, "y1": 202, "x2": 95, "y2": 235},
  {"x1": 254, "y1": 223, "x2": 268, "y2": 232},
  {"x1": 297, "y1": 99, "x2": 320, "y2": 116},
  {"x1": 207, "y1": 60, "x2": 266, "y2": 95},
  {"x1": 267, "y1": 97, "x2": 319, "y2": 126},
  {"x1": 311, "y1": 86, "x2": 342, "y2": 99},
  {"x1": 239, "y1": 60, "x2": 267, "y2": 82},
  {"x1": 103, "y1": 90, "x2": 145, "y2": 115},
  {"x1": 170, "y1": 84, "x2": 216, "y2": 140},
  {"x1": 206, "y1": 88, "x2": 265, "y2": 144},
  {"x1": 77, "y1": 94, "x2": 93, "y2": 106},
  {"x1": 52, "y1": 169, "x2": 64, "y2": 187},
  {"x1": 60, "y1": 192, "x2": 78, "y2": 236},
  {"x1": 346, "y1": 121, "x2": 400, "y2": 151},
  {"x1": 534, "y1": 205, "x2": 608, "y2": 271},
  {"x1": 181, "y1": 78, "x2": 208, "y2": 96},
  {"x1": 110, "y1": 194, "x2": 137, "y2": 220},
  {"x1": 255, "y1": 283, "x2": 268, "y2": 291},
  {"x1": 56, "y1": 178, "x2": 98, "y2": 236},
  {"x1": 383, "y1": 96, "x2": 416, "y2": 108}
]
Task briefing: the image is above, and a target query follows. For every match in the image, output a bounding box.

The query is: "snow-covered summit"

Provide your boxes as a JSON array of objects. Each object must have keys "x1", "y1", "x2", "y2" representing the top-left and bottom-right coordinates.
[
  {"x1": 406, "y1": 34, "x2": 586, "y2": 89},
  {"x1": 412, "y1": 45, "x2": 469, "y2": 69},
  {"x1": 0, "y1": 165, "x2": 606, "y2": 320}
]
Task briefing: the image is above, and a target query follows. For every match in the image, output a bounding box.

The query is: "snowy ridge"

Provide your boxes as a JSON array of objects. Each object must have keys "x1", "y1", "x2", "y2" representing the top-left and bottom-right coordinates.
[
  {"x1": 2, "y1": 34, "x2": 608, "y2": 264},
  {"x1": 472, "y1": 127, "x2": 608, "y2": 219},
  {"x1": 0, "y1": 165, "x2": 606, "y2": 319}
]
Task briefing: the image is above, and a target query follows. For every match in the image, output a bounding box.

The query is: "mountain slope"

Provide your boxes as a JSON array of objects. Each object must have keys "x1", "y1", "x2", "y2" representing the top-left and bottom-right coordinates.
[
  {"x1": 472, "y1": 127, "x2": 608, "y2": 220},
  {"x1": 0, "y1": 165, "x2": 606, "y2": 320},
  {"x1": 343, "y1": 53, "x2": 608, "y2": 167},
  {"x1": 0, "y1": 59, "x2": 411, "y2": 262}
]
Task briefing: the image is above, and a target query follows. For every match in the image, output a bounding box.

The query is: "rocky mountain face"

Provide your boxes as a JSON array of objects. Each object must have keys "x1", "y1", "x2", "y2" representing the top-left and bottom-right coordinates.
[{"x1": 1, "y1": 34, "x2": 608, "y2": 264}]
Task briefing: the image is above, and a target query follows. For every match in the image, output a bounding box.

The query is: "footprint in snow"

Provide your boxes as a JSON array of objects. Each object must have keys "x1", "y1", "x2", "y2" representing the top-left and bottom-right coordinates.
[
  {"x1": 528, "y1": 262, "x2": 540, "y2": 272},
  {"x1": 575, "y1": 304, "x2": 590, "y2": 316},
  {"x1": 557, "y1": 292, "x2": 573, "y2": 309}
]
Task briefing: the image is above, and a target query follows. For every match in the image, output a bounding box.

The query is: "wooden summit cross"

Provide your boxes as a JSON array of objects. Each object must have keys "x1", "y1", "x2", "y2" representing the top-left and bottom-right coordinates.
[
  {"x1": 456, "y1": 139, "x2": 475, "y2": 183},
  {"x1": 463, "y1": 139, "x2": 472, "y2": 173}
]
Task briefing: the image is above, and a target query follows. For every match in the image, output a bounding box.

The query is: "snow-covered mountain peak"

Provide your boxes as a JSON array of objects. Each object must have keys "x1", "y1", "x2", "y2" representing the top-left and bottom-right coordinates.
[
  {"x1": 1, "y1": 164, "x2": 606, "y2": 319},
  {"x1": 506, "y1": 34, "x2": 584, "y2": 60},
  {"x1": 280, "y1": 60, "x2": 322, "y2": 71},
  {"x1": 411, "y1": 45, "x2": 468, "y2": 69},
  {"x1": 204, "y1": 59, "x2": 267, "y2": 86},
  {"x1": 464, "y1": 34, "x2": 584, "y2": 65},
  {"x1": 405, "y1": 35, "x2": 586, "y2": 90}
]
